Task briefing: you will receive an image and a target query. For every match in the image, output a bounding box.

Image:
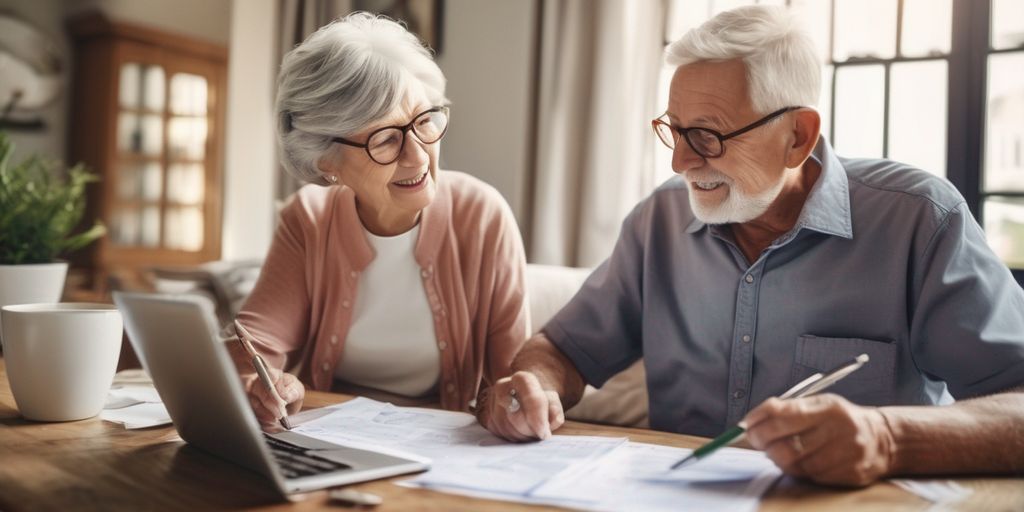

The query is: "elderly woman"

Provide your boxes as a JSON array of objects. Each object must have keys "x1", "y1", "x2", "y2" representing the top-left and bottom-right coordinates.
[{"x1": 232, "y1": 12, "x2": 529, "y2": 427}]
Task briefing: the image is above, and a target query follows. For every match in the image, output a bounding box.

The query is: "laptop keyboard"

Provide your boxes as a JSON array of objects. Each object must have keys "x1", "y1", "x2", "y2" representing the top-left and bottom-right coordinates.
[{"x1": 264, "y1": 434, "x2": 352, "y2": 479}]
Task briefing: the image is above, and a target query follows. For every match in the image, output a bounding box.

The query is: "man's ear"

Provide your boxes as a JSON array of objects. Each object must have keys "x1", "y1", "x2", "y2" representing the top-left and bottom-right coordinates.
[{"x1": 785, "y1": 108, "x2": 821, "y2": 168}]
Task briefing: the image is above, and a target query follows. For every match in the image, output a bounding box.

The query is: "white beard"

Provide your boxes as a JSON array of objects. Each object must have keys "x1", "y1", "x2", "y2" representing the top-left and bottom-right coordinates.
[{"x1": 684, "y1": 169, "x2": 786, "y2": 224}]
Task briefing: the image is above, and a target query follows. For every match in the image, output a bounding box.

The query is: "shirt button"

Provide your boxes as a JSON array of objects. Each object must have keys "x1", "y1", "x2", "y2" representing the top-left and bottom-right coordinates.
[
  {"x1": 330, "y1": 335, "x2": 338, "y2": 345},
  {"x1": 744, "y1": 274, "x2": 754, "y2": 284},
  {"x1": 732, "y1": 389, "x2": 745, "y2": 399},
  {"x1": 445, "y1": 383, "x2": 455, "y2": 394},
  {"x1": 342, "y1": 300, "x2": 351, "y2": 308},
  {"x1": 322, "y1": 362, "x2": 330, "y2": 372},
  {"x1": 741, "y1": 335, "x2": 751, "y2": 343},
  {"x1": 438, "y1": 340, "x2": 447, "y2": 350}
]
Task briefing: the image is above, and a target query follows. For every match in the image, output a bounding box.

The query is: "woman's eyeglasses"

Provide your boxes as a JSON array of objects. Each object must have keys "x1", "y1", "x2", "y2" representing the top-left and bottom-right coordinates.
[{"x1": 332, "y1": 106, "x2": 450, "y2": 165}]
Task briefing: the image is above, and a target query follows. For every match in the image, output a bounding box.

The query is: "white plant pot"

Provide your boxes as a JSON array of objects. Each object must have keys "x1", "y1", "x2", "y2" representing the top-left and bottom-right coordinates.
[{"x1": 0, "y1": 262, "x2": 69, "y2": 345}]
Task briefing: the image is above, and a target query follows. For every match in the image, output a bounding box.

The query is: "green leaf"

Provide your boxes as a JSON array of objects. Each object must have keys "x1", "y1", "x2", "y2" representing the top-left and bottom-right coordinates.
[{"x1": 0, "y1": 131, "x2": 105, "y2": 264}]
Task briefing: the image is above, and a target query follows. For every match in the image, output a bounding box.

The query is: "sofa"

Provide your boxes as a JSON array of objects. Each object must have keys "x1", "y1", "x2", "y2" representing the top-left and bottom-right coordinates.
[{"x1": 148, "y1": 261, "x2": 649, "y2": 428}]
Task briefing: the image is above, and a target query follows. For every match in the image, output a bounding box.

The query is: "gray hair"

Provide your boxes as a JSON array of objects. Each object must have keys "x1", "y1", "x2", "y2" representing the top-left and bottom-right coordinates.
[
  {"x1": 276, "y1": 12, "x2": 448, "y2": 183},
  {"x1": 665, "y1": 5, "x2": 820, "y2": 115}
]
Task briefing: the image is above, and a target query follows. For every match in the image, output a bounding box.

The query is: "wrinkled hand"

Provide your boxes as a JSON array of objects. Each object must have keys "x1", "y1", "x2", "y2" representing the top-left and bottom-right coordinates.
[
  {"x1": 476, "y1": 371, "x2": 565, "y2": 442},
  {"x1": 743, "y1": 394, "x2": 896, "y2": 486},
  {"x1": 244, "y1": 368, "x2": 304, "y2": 430}
]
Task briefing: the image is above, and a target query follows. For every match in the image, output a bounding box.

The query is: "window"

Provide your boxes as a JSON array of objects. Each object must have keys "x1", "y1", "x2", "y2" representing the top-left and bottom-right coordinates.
[{"x1": 657, "y1": 0, "x2": 1024, "y2": 284}]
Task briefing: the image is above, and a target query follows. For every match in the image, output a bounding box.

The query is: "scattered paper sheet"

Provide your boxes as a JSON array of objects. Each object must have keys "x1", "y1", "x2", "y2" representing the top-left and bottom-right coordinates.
[
  {"x1": 100, "y1": 384, "x2": 171, "y2": 429},
  {"x1": 891, "y1": 478, "x2": 972, "y2": 505},
  {"x1": 293, "y1": 398, "x2": 782, "y2": 511}
]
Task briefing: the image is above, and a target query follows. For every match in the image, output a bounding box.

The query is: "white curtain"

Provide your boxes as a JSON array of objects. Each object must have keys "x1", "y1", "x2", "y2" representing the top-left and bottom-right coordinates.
[
  {"x1": 527, "y1": 0, "x2": 665, "y2": 267},
  {"x1": 275, "y1": 0, "x2": 353, "y2": 200}
]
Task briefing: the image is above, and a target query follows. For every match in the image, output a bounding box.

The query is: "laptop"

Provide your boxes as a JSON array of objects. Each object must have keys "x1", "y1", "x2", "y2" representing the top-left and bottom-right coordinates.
[{"x1": 112, "y1": 291, "x2": 429, "y2": 496}]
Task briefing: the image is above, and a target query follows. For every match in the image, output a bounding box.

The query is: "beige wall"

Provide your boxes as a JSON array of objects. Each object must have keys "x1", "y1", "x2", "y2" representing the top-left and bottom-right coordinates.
[
  {"x1": 65, "y1": 0, "x2": 232, "y2": 46},
  {"x1": 221, "y1": 0, "x2": 276, "y2": 260},
  {"x1": 436, "y1": 0, "x2": 537, "y2": 224}
]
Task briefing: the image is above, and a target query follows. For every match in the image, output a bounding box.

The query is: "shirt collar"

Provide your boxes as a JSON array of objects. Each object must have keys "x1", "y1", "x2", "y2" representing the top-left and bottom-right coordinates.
[{"x1": 684, "y1": 136, "x2": 853, "y2": 240}]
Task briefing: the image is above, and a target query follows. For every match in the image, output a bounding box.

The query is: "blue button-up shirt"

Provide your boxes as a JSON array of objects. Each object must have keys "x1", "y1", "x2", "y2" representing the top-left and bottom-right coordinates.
[{"x1": 545, "y1": 137, "x2": 1024, "y2": 437}]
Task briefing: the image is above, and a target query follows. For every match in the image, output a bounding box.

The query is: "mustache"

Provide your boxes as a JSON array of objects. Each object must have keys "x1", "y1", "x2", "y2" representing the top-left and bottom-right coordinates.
[{"x1": 683, "y1": 168, "x2": 733, "y2": 184}]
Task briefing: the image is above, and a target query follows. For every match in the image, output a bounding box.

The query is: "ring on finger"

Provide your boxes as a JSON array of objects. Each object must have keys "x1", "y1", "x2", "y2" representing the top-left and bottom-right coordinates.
[{"x1": 507, "y1": 387, "x2": 521, "y2": 414}]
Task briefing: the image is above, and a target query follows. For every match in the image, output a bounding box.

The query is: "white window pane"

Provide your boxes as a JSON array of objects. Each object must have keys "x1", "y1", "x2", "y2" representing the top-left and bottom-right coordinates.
[
  {"x1": 142, "y1": 66, "x2": 165, "y2": 112},
  {"x1": 113, "y1": 208, "x2": 139, "y2": 246},
  {"x1": 833, "y1": 0, "x2": 897, "y2": 61},
  {"x1": 167, "y1": 163, "x2": 205, "y2": 204},
  {"x1": 141, "y1": 206, "x2": 161, "y2": 247},
  {"x1": 790, "y1": 0, "x2": 832, "y2": 62},
  {"x1": 170, "y1": 73, "x2": 208, "y2": 116},
  {"x1": 992, "y1": 0, "x2": 1024, "y2": 50},
  {"x1": 165, "y1": 207, "x2": 204, "y2": 251},
  {"x1": 119, "y1": 63, "x2": 140, "y2": 109},
  {"x1": 985, "y1": 52, "x2": 1024, "y2": 191},
  {"x1": 819, "y1": 65, "x2": 833, "y2": 142},
  {"x1": 888, "y1": 60, "x2": 947, "y2": 177},
  {"x1": 833, "y1": 65, "x2": 885, "y2": 158},
  {"x1": 901, "y1": 0, "x2": 951, "y2": 57},
  {"x1": 984, "y1": 198, "x2": 1024, "y2": 269},
  {"x1": 141, "y1": 162, "x2": 162, "y2": 202},
  {"x1": 168, "y1": 117, "x2": 208, "y2": 160}
]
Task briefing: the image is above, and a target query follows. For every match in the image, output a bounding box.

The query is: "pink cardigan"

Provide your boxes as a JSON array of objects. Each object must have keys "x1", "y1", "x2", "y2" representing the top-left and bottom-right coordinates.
[{"x1": 233, "y1": 171, "x2": 530, "y2": 411}]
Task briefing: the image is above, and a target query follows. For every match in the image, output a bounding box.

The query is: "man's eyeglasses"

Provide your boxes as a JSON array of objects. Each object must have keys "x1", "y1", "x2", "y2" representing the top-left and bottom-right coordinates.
[
  {"x1": 651, "y1": 106, "x2": 801, "y2": 159},
  {"x1": 332, "y1": 106, "x2": 450, "y2": 165}
]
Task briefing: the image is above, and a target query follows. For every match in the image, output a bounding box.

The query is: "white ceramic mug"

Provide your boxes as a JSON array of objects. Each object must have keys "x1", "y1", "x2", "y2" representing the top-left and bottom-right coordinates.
[{"x1": 1, "y1": 303, "x2": 123, "y2": 422}]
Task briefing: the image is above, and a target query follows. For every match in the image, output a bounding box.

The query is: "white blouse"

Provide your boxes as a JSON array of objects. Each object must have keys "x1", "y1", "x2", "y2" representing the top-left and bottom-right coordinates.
[{"x1": 334, "y1": 224, "x2": 441, "y2": 397}]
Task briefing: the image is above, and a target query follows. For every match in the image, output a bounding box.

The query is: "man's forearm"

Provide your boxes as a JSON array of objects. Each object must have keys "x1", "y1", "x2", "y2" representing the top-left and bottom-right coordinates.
[
  {"x1": 511, "y1": 332, "x2": 587, "y2": 410},
  {"x1": 881, "y1": 390, "x2": 1024, "y2": 476}
]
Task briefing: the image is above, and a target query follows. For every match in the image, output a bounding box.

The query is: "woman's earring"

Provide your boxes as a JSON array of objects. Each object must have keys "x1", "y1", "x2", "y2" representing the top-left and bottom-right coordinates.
[{"x1": 325, "y1": 174, "x2": 339, "y2": 184}]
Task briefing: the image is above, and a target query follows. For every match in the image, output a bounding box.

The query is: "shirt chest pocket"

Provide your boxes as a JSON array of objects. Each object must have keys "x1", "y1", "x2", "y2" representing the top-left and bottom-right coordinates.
[{"x1": 789, "y1": 335, "x2": 897, "y2": 406}]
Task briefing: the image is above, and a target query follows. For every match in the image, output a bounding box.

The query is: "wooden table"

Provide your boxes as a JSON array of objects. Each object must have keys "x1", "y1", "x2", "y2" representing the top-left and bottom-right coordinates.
[{"x1": 1, "y1": 358, "x2": 1021, "y2": 511}]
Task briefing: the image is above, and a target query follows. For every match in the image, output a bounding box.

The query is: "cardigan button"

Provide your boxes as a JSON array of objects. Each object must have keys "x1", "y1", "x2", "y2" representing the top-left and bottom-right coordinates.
[
  {"x1": 342, "y1": 300, "x2": 351, "y2": 308},
  {"x1": 330, "y1": 335, "x2": 338, "y2": 345},
  {"x1": 322, "y1": 362, "x2": 330, "y2": 372},
  {"x1": 445, "y1": 383, "x2": 455, "y2": 394},
  {"x1": 438, "y1": 340, "x2": 447, "y2": 350}
]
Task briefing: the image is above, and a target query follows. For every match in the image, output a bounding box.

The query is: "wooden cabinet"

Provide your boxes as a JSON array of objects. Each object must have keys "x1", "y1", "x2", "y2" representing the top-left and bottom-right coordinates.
[{"x1": 66, "y1": 12, "x2": 226, "y2": 289}]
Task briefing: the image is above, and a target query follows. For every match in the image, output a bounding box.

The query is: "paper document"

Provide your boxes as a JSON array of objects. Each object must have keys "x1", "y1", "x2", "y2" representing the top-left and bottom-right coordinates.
[
  {"x1": 100, "y1": 383, "x2": 172, "y2": 429},
  {"x1": 293, "y1": 398, "x2": 781, "y2": 511}
]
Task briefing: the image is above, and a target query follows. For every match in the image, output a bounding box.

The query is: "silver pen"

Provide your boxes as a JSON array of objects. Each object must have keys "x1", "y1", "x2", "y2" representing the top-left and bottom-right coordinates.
[{"x1": 234, "y1": 320, "x2": 292, "y2": 430}]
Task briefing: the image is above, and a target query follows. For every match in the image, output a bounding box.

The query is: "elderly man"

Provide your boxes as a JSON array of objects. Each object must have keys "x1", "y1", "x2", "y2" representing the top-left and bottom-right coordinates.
[{"x1": 476, "y1": 5, "x2": 1024, "y2": 486}]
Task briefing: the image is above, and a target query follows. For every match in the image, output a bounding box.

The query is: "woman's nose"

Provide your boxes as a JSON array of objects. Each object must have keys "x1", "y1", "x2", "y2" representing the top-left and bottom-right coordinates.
[{"x1": 398, "y1": 131, "x2": 430, "y2": 167}]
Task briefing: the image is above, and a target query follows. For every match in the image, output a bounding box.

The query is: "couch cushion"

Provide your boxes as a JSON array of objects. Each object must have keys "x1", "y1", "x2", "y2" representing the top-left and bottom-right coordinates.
[{"x1": 526, "y1": 264, "x2": 649, "y2": 428}]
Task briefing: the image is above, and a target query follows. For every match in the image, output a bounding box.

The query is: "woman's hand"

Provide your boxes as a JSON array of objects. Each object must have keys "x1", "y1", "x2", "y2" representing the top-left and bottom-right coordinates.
[
  {"x1": 476, "y1": 371, "x2": 565, "y2": 442},
  {"x1": 244, "y1": 368, "x2": 305, "y2": 429}
]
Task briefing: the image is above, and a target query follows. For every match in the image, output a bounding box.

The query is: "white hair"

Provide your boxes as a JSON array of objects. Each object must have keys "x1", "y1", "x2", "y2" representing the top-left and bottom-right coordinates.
[
  {"x1": 276, "y1": 12, "x2": 448, "y2": 183},
  {"x1": 665, "y1": 5, "x2": 820, "y2": 115}
]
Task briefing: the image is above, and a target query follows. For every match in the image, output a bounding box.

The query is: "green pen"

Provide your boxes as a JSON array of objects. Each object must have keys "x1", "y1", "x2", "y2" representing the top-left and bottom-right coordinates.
[{"x1": 670, "y1": 353, "x2": 869, "y2": 470}]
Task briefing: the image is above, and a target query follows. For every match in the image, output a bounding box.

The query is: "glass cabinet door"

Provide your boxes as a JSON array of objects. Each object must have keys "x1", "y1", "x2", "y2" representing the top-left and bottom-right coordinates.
[{"x1": 111, "y1": 63, "x2": 210, "y2": 253}]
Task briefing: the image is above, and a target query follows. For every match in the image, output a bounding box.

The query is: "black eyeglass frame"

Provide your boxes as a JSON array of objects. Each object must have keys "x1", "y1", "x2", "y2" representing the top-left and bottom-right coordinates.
[
  {"x1": 331, "y1": 105, "x2": 450, "y2": 165},
  {"x1": 652, "y1": 106, "x2": 802, "y2": 159}
]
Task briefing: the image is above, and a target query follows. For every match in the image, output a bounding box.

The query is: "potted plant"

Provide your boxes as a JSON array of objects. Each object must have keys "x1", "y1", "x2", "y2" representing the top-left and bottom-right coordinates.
[{"x1": 0, "y1": 131, "x2": 106, "y2": 342}]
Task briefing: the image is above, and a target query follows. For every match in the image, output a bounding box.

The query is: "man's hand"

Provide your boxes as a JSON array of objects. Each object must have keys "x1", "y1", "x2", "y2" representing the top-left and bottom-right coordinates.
[
  {"x1": 743, "y1": 394, "x2": 897, "y2": 487},
  {"x1": 477, "y1": 371, "x2": 566, "y2": 442},
  {"x1": 244, "y1": 368, "x2": 305, "y2": 430}
]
